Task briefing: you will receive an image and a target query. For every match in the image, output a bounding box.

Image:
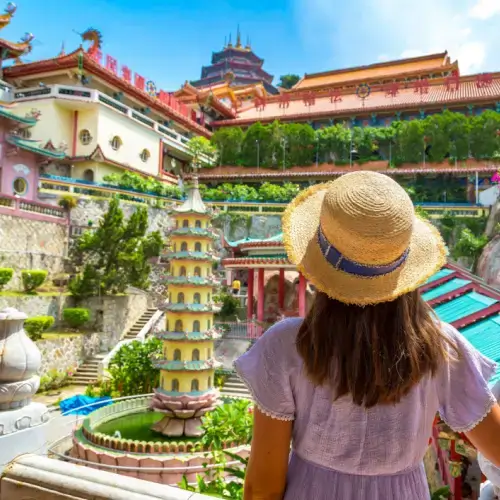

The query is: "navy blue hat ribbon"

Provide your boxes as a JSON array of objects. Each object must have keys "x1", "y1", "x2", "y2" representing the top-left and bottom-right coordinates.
[{"x1": 317, "y1": 226, "x2": 409, "y2": 277}]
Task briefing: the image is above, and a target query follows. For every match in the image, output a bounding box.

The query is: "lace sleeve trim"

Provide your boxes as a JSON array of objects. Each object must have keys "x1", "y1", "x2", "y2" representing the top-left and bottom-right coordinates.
[
  {"x1": 440, "y1": 393, "x2": 496, "y2": 433},
  {"x1": 233, "y1": 362, "x2": 295, "y2": 422}
]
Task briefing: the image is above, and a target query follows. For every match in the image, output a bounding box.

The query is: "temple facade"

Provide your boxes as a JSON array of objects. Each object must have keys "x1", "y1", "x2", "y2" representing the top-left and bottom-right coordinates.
[{"x1": 150, "y1": 177, "x2": 221, "y2": 437}]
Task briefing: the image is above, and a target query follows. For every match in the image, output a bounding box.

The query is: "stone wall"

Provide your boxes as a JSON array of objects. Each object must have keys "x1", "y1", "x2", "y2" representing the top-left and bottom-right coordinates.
[
  {"x1": 0, "y1": 294, "x2": 72, "y2": 321},
  {"x1": 0, "y1": 213, "x2": 68, "y2": 290},
  {"x1": 37, "y1": 332, "x2": 100, "y2": 376},
  {"x1": 80, "y1": 291, "x2": 152, "y2": 351},
  {"x1": 70, "y1": 198, "x2": 171, "y2": 234},
  {"x1": 213, "y1": 213, "x2": 282, "y2": 241}
]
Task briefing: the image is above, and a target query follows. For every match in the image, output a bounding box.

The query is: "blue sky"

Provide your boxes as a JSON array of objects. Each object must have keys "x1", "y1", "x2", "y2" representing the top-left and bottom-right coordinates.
[{"x1": 2, "y1": 0, "x2": 500, "y2": 91}]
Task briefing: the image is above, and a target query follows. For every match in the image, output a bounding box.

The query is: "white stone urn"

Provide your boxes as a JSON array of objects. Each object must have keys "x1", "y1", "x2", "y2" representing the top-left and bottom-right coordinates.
[{"x1": 0, "y1": 308, "x2": 41, "y2": 410}]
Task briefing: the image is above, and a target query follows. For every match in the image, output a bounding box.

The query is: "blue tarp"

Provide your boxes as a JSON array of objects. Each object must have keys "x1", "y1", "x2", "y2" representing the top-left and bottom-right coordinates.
[{"x1": 59, "y1": 395, "x2": 113, "y2": 416}]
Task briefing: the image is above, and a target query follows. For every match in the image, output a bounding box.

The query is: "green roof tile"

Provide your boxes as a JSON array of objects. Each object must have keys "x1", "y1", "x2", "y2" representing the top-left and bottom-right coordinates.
[
  {"x1": 421, "y1": 278, "x2": 471, "y2": 301},
  {"x1": 433, "y1": 291, "x2": 497, "y2": 324}
]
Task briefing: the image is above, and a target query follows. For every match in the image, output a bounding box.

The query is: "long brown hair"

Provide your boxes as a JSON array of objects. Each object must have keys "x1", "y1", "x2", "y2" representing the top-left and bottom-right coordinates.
[{"x1": 296, "y1": 290, "x2": 456, "y2": 408}]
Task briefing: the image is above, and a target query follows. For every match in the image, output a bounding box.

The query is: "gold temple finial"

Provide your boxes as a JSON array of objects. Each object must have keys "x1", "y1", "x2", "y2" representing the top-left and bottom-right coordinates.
[
  {"x1": 227, "y1": 33, "x2": 232, "y2": 47},
  {"x1": 246, "y1": 35, "x2": 251, "y2": 50},
  {"x1": 236, "y1": 24, "x2": 242, "y2": 48},
  {"x1": 59, "y1": 40, "x2": 65, "y2": 56}
]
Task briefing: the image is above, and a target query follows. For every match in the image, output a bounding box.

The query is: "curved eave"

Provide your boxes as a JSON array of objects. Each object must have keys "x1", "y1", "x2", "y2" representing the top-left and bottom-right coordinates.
[
  {"x1": 0, "y1": 107, "x2": 37, "y2": 126},
  {"x1": 0, "y1": 39, "x2": 30, "y2": 59},
  {"x1": 162, "y1": 303, "x2": 219, "y2": 313},
  {"x1": 239, "y1": 241, "x2": 284, "y2": 251},
  {"x1": 153, "y1": 360, "x2": 219, "y2": 371},
  {"x1": 6, "y1": 135, "x2": 66, "y2": 159},
  {"x1": 162, "y1": 276, "x2": 220, "y2": 286},
  {"x1": 155, "y1": 331, "x2": 221, "y2": 341},
  {"x1": 162, "y1": 251, "x2": 219, "y2": 261},
  {"x1": 168, "y1": 229, "x2": 219, "y2": 239},
  {"x1": 222, "y1": 257, "x2": 294, "y2": 268}
]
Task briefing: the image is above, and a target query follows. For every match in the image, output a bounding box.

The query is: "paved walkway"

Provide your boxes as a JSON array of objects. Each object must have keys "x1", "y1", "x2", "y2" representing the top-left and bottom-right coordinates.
[{"x1": 33, "y1": 385, "x2": 85, "y2": 410}]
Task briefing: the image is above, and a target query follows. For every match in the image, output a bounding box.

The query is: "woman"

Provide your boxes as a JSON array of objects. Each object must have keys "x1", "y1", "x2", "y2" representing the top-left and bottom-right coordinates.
[{"x1": 234, "y1": 171, "x2": 500, "y2": 500}]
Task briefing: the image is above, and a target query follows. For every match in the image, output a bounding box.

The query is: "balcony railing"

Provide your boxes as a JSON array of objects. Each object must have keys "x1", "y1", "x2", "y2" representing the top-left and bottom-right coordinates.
[
  {"x1": 13, "y1": 84, "x2": 210, "y2": 159},
  {"x1": 0, "y1": 193, "x2": 67, "y2": 224}
]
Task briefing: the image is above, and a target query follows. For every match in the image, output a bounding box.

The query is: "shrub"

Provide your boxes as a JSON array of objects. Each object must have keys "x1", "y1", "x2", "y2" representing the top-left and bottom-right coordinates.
[
  {"x1": 24, "y1": 315, "x2": 55, "y2": 341},
  {"x1": 63, "y1": 308, "x2": 90, "y2": 328},
  {"x1": 39, "y1": 368, "x2": 71, "y2": 392},
  {"x1": 0, "y1": 268, "x2": 13, "y2": 288},
  {"x1": 21, "y1": 270, "x2": 48, "y2": 293},
  {"x1": 58, "y1": 194, "x2": 78, "y2": 210}
]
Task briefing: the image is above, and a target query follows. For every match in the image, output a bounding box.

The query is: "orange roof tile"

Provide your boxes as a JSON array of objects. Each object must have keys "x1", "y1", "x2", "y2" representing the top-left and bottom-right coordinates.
[
  {"x1": 213, "y1": 75, "x2": 500, "y2": 126},
  {"x1": 293, "y1": 52, "x2": 454, "y2": 90}
]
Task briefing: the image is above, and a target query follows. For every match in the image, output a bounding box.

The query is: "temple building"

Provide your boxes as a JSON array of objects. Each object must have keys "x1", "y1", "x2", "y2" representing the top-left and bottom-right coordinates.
[
  {"x1": 150, "y1": 177, "x2": 221, "y2": 437},
  {"x1": 182, "y1": 27, "x2": 279, "y2": 110}
]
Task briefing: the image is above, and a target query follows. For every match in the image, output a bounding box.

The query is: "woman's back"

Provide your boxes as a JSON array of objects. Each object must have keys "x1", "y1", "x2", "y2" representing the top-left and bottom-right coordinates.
[{"x1": 235, "y1": 317, "x2": 496, "y2": 498}]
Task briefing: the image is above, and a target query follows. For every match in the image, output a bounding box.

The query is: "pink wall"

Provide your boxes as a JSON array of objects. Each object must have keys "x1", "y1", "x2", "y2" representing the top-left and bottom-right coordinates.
[{"x1": 0, "y1": 120, "x2": 40, "y2": 202}]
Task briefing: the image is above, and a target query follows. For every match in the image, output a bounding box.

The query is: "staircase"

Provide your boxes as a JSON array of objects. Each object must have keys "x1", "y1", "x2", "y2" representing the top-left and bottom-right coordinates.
[
  {"x1": 221, "y1": 373, "x2": 252, "y2": 400},
  {"x1": 69, "y1": 308, "x2": 159, "y2": 386},
  {"x1": 69, "y1": 353, "x2": 106, "y2": 386},
  {"x1": 123, "y1": 308, "x2": 158, "y2": 340}
]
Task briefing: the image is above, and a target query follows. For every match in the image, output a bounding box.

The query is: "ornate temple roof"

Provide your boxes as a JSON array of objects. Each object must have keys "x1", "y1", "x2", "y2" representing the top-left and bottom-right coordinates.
[
  {"x1": 161, "y1": 275, "x2": 221, "y2": 286},
  {"x1": 167, "y1": 227, "x2": 219, "y2": 239},
  {"x1": 153, "y1": 359, "x2": 220, "y2": 371},
  {"x1": 156, "y1": 330, "x2": 221, "y2": 341},
  {"x1": 162, "y1": 250, "x2": 219, "y2": 261},
  {"x1": 292, "y1": 52, "x2": 456, "y2": 91},
  {"x1": 174, "y1": 176, "x2": 207, "y2": 214},
  {"x1": 6, "y1": 135, "x2": 66, "y2": 159},
  {"x1": 0, "y1": 3, "x2": 34, "y2": 63}
]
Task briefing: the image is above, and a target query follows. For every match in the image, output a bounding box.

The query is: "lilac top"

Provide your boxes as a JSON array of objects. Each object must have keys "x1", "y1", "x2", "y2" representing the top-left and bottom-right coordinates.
[{"x1": 234, "y1": 318, "x2": 497, "y2": 500}]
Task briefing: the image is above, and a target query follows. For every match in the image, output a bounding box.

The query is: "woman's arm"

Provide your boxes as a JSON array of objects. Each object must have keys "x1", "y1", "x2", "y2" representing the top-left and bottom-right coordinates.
[
  {"x1": 466, "y1": 403, "x2": 500, "y2": 467},
  {"x1": 244, "y1": 407, "x2": 293, "y2": 500}
]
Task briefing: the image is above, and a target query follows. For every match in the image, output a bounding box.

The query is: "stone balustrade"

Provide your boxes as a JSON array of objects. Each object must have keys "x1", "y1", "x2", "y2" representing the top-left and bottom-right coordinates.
[
  {"x1": 0, "y1": 454, "x2": 214, "y2": 499},
  {"x1": 0, "y1": 193, "x2": 68, "y2": 225}
]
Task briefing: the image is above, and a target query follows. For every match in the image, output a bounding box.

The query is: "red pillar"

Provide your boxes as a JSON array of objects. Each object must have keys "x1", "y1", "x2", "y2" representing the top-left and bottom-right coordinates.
[
  {"x1": 247, "y1": 268, "x2": 254, "y2": 320},
  {"x1": 298, "y1": 273, "x2": 307, "y2": 317},
  {"x1": 278, "y1": 268, "x2": 285, "y2": 311},
  {"x1": 257, "y1": 268, "x2": 265, "y2": 323}
]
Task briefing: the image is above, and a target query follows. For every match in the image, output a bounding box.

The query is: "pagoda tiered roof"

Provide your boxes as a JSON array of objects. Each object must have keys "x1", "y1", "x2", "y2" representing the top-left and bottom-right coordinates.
[
  {"x1": 167, "y1": 227, "x2": 219, "y2": 239},
  {"x1": 162, "y1": 250, "x2": 219, "y2": 261},
  {"x1": 153, "y1": 359, "x2": 220, "y2": 371},
  {"x1": 163, "y1": 303, "x2": 219, "y2": 313},
  {"x1": 161, "y1": 275, "x2": 221, "y2": 286},
  {"x1": 173, "y1": 177, "x2": 207, "y2": 214},
  {"x1": 156, "y1": 329, "x2": 221, "y2": 341}
]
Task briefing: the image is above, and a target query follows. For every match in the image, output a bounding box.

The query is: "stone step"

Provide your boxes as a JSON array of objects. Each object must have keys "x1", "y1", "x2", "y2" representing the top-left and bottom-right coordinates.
[
  {"x1": 222, "y1": 387, "x2": 249, "y2": 395},
  {"x1": 221, "y1": 391, "x2": 251, "y2": 400},
  {"x1": 69, "y1": 377, "x2": 98, "y2": 384},
  {"x1": 223, "y1": 381, "x2": 247, "y2": 389}
]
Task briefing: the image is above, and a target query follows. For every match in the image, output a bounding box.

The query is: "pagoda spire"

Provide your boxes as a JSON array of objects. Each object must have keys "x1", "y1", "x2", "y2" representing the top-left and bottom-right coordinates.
[
  {"x1": 236, "y1": 24, "x2": 242, "y2": 48},
  {"x1": 246, "y1": 35, "x2": 251, "y2": 50}
]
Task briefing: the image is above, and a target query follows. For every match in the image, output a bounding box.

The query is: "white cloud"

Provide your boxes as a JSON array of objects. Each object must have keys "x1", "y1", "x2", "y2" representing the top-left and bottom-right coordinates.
[
  {"x1": 377, "y1": 54, "x2": 389, "y2": 62},
  {"x1": 469, "y1": 0, "x2": 500, "y2": 19},
  {"x1": 295, "y1": 0, "x2": 499, "y2": 74}
]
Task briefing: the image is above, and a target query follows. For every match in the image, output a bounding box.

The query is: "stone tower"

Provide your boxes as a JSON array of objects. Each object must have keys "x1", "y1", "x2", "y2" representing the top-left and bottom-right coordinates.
[{"x1": 151, "y1": 177, "x2": 221, "y2": 437}]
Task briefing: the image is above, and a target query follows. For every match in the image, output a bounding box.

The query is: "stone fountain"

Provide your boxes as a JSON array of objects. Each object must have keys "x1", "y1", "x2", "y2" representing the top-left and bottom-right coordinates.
[{"x1": 0, "y1": 307, "x2": 49, "y2": 469}]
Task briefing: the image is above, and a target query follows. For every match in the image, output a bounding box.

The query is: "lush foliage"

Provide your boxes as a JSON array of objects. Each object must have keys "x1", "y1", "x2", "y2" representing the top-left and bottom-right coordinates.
[
  {"x1": 69, "y1": 198, "x2": 163, "y2": 298},
  {"x1": 187, "y1": 136, "x2": 217, "y2": 170},
  {"x1": 278, "y1": 74, "x2": 300, "y2": 89},
  {"x1": 180, "y1": 450, "x2": 246, "y2": 500},
  {"x1": 200, "y1": 400, "x2": 254, "y2": 450},
  {"x1": 452, "y1": 228, "x2": 489, "y2": 269},
  {"x1": 58, "y1": 194, "x2": 78, "y2": 210},
  {"x1": 84, "y1": 380, "x2": 121, "y2": 399},
  {"x1": 211, "y1": 111, "x2": 500, "y2": 168},
  {"x1": 39, "y1": 368, "x2": 74, "y2": 393},
  {"x1": 21, "y1": 270, "x2": 48, "y2": 293},
  {"x1": 214, "y1": 290, "x2": 240, "y2": 319},
  {"x1": 214, "y1": 369, "x2": 231, "y2": 389},
  {"x1": 107, "y1": 338, "x2": 161, "y2": 396},
  {"x1": 431, "y1": 486, "x2": 451, "y2": 500},
  {"x1": 103, "y1": 172, "x2": 183, "y2": 199},
  {"x1": 24, "y1": 315, "x2": 55, "y2": 341},
  {"x1": 63, "y1": 308, "x2": 90, "y2": 328},
  {"x1": 0, "y1": 268, "x2": 13, "y2": 288},
  {"x1": 202, "y1": 182, "x2": 301, "y2": 203}
]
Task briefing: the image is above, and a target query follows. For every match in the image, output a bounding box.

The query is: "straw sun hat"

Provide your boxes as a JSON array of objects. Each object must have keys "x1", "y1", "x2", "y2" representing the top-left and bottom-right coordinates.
[{"x1": 282, "y1": 171, "x2": 447, "y2": 306}]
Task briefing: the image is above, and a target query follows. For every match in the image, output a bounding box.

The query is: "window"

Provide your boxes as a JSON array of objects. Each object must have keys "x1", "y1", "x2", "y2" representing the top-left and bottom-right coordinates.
[
  {"x1": 177, "y1": 292, "x2": 185, "y2": 304},
  {"x1": 194, "y1": 242, "x2": 202, "y2": 252},
  {"x1": 173, "y1": 243, "x2": 177, "y2": 251},
  {"x1": 161, "y1": 376, "x2": 164, "y2": 388},
  {"x1": 207, "y1": 293, "x2": 210, "y2": 302},
  {"x1": 110, "y1": 136, "x2": 122, "y2": 150},
  {"x1": 182, "y1": 220, "x2": 189, "y2": 228},
  {"x1": 79, "y1": 129, "x2": 92, "y2": 145},
  {"x1": 18, "y1": 128, "x2": 31, "y2": 139},
  {"x1": 166, "y1": 320, "x2": 169, "y2": 331},
  {"x1": 140, "y1": 148, "x2": 150, "y2": 162},
  {"x1": 193, "y1": 320, "x2": 200, "y2": 332},
  {"x1": 207, "y1": 319, "x2": 211, "y2": 329},
  {"x1": 180, "y1": 242, "x2": 188, "y2": 251},
  {"x1": 208, "y1": 376, "x2": 212, "y2": 387},
  {"x1": 194, "y1": 266, "x2": 201, "y2": 277},
  {"x1": 83, "y1": 169, "x2": 94, "y2": 182},
  {"x1": 207, "y1": 348, "x2": 211, "y2": 358},
  {"x1": 195, "y1": 220, "x2": 201, "y2": 228},
  {"x1": 173, "y1": 349, "x2": 182, "y2": 361},
  {"x1": 168, "y1": 292, "x2": 172, "y2": 303},
  {"x1": 193, "y1": 293, "x2": 201, "y2": 304},
  {"x1": 180, "y1": 266, "x2": 186, "y2": 277},
  {"x1": 192, "y1": 349, "x2": 200, "y2": 361},
  {"x1": 13, "y1": 177, "x2": 27, "y2": 196},
  {"x1": 191, "y1": 379, "x2": 199, "y2": 391},
  {"x1": 172, "y1": 379, "x2": 179, "y2": 392},
  {"x1": 175, "y1": 220, "x2": 179, "y2": 228},
  {"x1": 174, "y1": 320, "x2": 183, "y2": 332}
]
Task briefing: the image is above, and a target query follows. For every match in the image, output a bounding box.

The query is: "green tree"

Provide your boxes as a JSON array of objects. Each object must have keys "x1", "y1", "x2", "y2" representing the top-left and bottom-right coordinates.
[
  {"x1": 452, "y1": 228, "x2": 489, "y2": 270},
  {"x1": 278, "y1": 74, "x2": 300, "y2": 89},
  {"x1": 69, "y1": 198, "x2": 163, "y2": 298},
  {"x1": 211, "y1": 127, "x2": 244, "y2": 165},
  {"x1": 186, "y1": 136, "x2": 217, "y2": 170}
]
